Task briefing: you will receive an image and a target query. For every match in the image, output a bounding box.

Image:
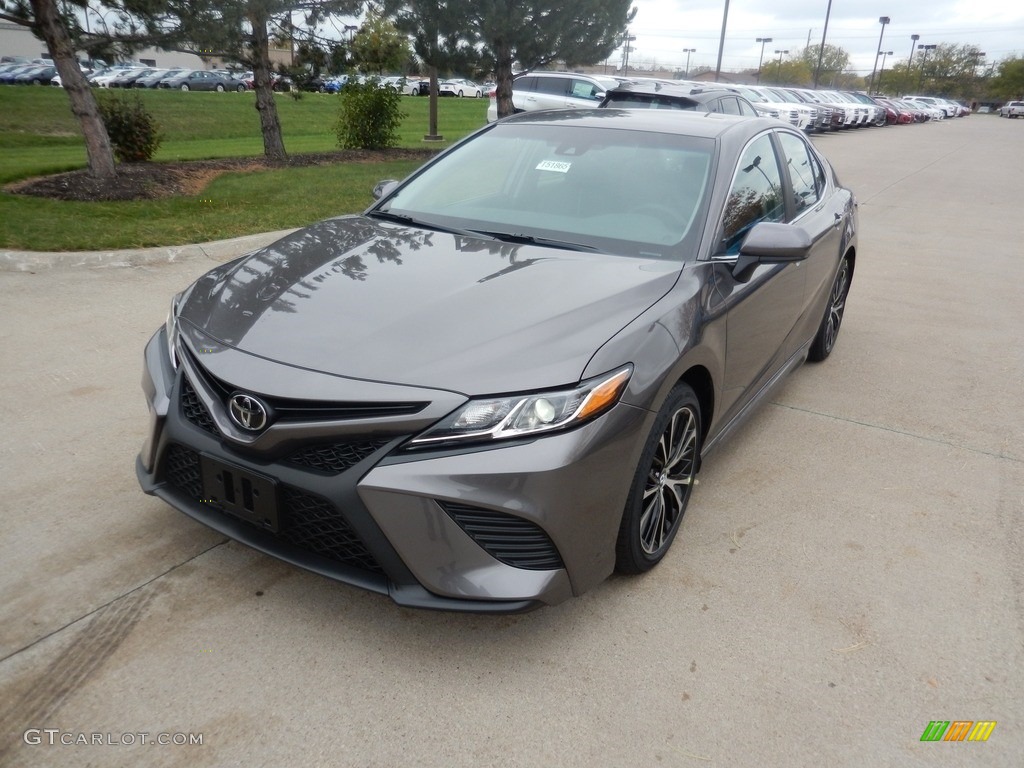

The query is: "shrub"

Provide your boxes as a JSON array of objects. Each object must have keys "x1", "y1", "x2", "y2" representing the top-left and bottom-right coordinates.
[
  {"x1": 336, "y1": 77, "x2": 405, "y2": 150},
  {"x1": 97, "y1": 93, "x2": 163, "y2": 163}
]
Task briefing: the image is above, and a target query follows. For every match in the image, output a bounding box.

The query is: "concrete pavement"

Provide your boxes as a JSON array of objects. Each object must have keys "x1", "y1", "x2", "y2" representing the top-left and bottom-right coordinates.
[{"x1": 0, "y1": 115, "x2": 1021, "y2": 767}]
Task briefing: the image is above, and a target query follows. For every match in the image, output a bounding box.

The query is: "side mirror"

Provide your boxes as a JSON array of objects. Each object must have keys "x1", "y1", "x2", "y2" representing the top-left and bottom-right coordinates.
[
  {"x1": 732, "y1": 222, "x2": 811, "y2": 281},
  {"x1": 371, "y1": 179, "x2": 400, "y2": 201}
]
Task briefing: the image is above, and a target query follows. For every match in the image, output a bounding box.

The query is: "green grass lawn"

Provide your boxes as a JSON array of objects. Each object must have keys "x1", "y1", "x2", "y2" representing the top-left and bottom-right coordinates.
[{"x1": 0, "y1": 87, "x2": 489, "y2": 250}]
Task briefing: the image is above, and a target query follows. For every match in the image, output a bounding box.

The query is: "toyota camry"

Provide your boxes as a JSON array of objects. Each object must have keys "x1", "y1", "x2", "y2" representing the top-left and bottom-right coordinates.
[{"x1": 137, "y1": 109, "x2": 857, "y2": 611}]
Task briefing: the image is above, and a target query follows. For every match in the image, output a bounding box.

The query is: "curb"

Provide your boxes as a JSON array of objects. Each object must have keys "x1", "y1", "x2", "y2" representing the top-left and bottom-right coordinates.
[{"x1": 0, "y1": 228, "x2": 298, "y2": 273}]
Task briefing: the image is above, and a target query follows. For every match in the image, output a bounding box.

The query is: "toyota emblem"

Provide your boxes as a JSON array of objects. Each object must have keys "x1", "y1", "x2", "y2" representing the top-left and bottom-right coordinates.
[{"x1": 228, "y1": 393, "x2": 269, "y2": 431}]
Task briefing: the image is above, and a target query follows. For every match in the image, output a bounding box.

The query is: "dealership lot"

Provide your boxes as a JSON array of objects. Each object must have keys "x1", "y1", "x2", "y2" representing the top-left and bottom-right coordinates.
[{"x1": 1, "y1": 115, "x2": 1021, "y2": 766}]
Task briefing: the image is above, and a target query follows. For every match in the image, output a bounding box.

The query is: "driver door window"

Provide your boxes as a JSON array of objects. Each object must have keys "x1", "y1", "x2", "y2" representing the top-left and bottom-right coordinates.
[{"x1": 719, "y1": 134, "x2": 786, "y2": 254}]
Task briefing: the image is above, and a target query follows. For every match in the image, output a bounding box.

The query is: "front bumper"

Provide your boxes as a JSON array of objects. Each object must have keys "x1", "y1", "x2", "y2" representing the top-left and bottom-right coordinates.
[{"x1": 137, "y1": 329, "x2": 651, "y2": 611}]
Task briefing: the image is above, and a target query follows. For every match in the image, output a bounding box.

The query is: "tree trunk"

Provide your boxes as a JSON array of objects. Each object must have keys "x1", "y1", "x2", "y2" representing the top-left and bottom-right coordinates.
[
  {"x1": 495, "y1": 42, "x2": 515, "y2": 119},
  {"x1": 28, "y1": 0, "x2": 116, "y2": 178},
  {"x1": 427, "y1": 65, "x2": 439, "y2": 137},
  {"x1": 250, "y1": 10, "x2": 287, "y2": 162}
]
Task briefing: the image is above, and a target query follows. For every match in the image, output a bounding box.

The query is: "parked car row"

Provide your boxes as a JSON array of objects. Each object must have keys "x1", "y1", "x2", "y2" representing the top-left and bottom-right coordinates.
[{"x1": 485, "y1": 71, "x2": 975, "y2": 132}]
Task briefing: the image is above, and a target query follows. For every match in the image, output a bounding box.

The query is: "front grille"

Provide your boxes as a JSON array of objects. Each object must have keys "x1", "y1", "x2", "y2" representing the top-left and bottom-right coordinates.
[
  {"x1": 181, "y1": 344, "x2": 427, "y2": 423},
  {"x1": 285, "y1": 439, "x2": 391, "y2": 474},
  {"x1": 164, "y1": 444, "x2": 202, "y2": 499},
  {"x1": 441, "y1": 502, "x2": 564, "y2": 571},
  {"x1": 181, "y1": 378, "x2": 218, "y2": 435},
  {"x1": 279, "y1": 487, "x2": 383, "y2": 573},
  {"x1": 160, "y1": 444, "x2": 383, "y2": 575}
]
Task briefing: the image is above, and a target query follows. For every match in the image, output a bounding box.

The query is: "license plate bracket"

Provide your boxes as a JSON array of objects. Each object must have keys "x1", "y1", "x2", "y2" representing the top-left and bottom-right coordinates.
[{"x1": 200, "y1": 454, "x2": 279, "y2": 533}]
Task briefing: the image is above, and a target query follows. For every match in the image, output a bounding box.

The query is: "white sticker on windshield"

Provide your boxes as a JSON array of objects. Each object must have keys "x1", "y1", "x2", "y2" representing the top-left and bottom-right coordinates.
[{"x1": 536, "y1": 160, "x2": 572, "y2": 173}]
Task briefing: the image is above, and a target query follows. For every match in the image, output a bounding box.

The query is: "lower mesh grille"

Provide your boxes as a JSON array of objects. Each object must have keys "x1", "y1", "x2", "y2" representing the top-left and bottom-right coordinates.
[
  {"x1": 181, "y1": 378, "x2": 218, "y2": 435},
  {"x1": 164, "y1": 444, "x2": 202, "y2": 499},
  {"x1": 160, "y1": 444, "x2": 383, "y2": 574},
  {"x1": 285, "y1": 439, "x2": 391, "y2": 474},
  {"x1": 441, "y1": 502, "x2": 564, "y2": 571},
  {"x1": 279, "y1": 487, "x2": 383, "y2": 573}
]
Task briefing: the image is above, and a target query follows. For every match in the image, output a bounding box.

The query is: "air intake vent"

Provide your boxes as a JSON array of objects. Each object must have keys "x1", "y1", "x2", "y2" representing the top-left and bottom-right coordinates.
[{"x1": 441, "y1": 502, "x2": 564, "y2": 571}]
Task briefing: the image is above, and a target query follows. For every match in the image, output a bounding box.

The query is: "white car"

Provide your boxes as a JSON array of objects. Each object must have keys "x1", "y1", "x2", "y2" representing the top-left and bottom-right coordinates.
[
  {"x1": 89, "y1": 67, "x2": 139, "y2": 88},
  {"x1": 439, "y1": 79, "x2": 483, "y2": 98},
  {"x1": 904, "y1": 96, "x2": 952, "y2": 118},
  {"x1": 486, "y1": 72, "x2": 622, "y2": 122},
  {"x1": 1000, "y1": 100, "x2": 1024, "y2": 118},
  {"x1": 737, "y1": 86, "x2": 815, "y2": 131},
  {"x1": 904, "y1": 98, "x2": 945, "y2": 120}
]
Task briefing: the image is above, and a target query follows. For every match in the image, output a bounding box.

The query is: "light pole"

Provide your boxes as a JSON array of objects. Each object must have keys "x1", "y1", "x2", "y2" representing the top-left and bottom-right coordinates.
[
  {"x1": 867, "y1": 16, "x2": 890, "y2": 94},
  {"x1": 876, "y1": 50, "x2": 892, "y2": 93},
  {"x1": 682, "y1": 48, "x2": 696, "y2": 78},
  {"x1": 907, "y1": 33, "x2": 920, "y2": 67},
  {"x1": 813, "y1": 0, "x2": 834, "y2": 88},
  {"x1": 917, "y1": 43, "x2": 936, "y2": 91},
  {"x1": 715, "y1": 0, "x2": 731, "y2": 83},
  {"x1": 622, "y1": 31, "x2": 637, "y2": 76},
  {"x1": 774, "y1": 49, "x2": 789, "y2": 81},
  {"x1": 756, "y1": 37, "x2": 772, "y2": 84}
]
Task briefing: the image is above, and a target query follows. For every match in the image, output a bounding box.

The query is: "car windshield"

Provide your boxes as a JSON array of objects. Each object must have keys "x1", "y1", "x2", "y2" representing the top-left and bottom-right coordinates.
[{"x1": 379, "y1": 121, "x2": 714, "y2": 259}]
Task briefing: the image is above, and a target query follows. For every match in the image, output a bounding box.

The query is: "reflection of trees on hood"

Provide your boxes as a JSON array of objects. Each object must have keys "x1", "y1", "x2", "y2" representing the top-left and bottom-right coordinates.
[{"x1": 186, "y1": 217, "x2": 437, "y2": 344}]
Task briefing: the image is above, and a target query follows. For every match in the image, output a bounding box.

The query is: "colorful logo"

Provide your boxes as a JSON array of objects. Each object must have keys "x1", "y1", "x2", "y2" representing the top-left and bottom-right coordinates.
[{"x1": 920, "y1": 721, "x2": 996, "y2": 742}]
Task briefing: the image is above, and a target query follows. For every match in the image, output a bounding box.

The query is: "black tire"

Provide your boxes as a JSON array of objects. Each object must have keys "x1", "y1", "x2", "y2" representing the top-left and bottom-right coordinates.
[
  {"x1": 615, "y1": 383, "x2": 702, "y2": 574},
  {"x1": 808, "y1": 256, "x2": 852, "y2": 362},
  {"x1": 236, "y1": 84, "x2": 245, "y2": 92},
  {"x1": 180, "y1": 84, "x2": 189, "y2": 91},
  {"x1": 215, "y1": 83, "x2": 225, "y2": 92}
]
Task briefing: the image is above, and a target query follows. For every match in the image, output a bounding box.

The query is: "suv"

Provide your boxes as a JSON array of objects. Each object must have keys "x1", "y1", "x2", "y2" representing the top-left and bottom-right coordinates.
[
  {"x1": 999, "y1": 101, "x2": 1024, "y2": 118},
  {"x1": 598, "y1": 81, "x2": 760, "y2": 117},
  {"x1": 486, "y1": 72, "x2": 623, "y2": 122}
]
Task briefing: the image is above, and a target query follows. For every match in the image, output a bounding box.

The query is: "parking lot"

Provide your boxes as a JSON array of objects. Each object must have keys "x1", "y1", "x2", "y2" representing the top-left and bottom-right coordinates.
[{"x1": 1, "y1": 115, "x2": 1021, "y2": 767}]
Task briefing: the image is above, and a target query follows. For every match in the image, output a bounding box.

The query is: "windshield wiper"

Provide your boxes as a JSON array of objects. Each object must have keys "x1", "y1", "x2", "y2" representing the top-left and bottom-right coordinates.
[
  {"x1": 367, "y1": 210, "x2": 486, "y2": 239},
  {"x1": 466, "y1": 230, "x2": 600, "y2": 252}
]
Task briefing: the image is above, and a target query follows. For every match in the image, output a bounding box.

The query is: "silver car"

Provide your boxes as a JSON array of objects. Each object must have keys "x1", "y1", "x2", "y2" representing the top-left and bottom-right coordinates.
[{"x1": 138, "y1": 110, "x2": 858, "y2": 611}]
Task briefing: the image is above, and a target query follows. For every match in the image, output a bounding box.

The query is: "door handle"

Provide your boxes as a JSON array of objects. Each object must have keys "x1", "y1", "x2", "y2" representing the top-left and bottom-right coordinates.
[{"x1": 833, "y1": 213, "x2": 842, "y2": 230}]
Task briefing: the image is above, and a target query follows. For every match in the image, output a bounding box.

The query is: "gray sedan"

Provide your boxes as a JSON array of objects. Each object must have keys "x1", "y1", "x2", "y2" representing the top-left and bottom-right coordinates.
[
  {"x1": 157, "y1": 69, "x2": 242, "y2": 92},
  {"x1": 138, "y1": 109, "x2": 857, "y2": 611}
]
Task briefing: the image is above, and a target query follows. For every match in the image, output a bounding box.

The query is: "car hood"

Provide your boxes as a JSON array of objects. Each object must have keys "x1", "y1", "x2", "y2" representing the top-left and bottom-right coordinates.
[{"x1": 179, "y1": 216, "x2": 681, "y2": 394}]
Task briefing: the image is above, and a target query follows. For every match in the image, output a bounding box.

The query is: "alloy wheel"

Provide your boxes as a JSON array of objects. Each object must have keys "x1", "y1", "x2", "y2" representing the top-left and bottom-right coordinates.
[{"x1": 639, "y1": 404, "x2": 699, "y2": 555}]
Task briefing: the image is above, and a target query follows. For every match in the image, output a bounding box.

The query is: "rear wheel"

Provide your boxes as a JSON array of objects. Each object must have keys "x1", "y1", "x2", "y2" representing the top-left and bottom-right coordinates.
[
  {"x1": 180, "y1": 84, "x2": 189, "y2": 91},
  {"x1": 808, "y1": 256, "x2": 852, "y2": 362},
  {"x1": 236, "y1": 83, "x2": 245, "y2": 92},
  {"x1": 615, "y1": 383, "x2": 701, "y2": 574},
  {"x1": 215, "y1": 83, "x2": 225, "y2": 92}
]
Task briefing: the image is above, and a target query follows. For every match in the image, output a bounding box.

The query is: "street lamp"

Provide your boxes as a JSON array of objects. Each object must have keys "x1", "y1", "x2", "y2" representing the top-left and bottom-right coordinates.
[
  {"x1": 813, "y1": 0, "x2": 835, "y2": 88},
  {"x1": 682, "y1": 48, "x2": 696, "y2": 78},
  {"x1": 756, "y1": 37, "x2": 772, "y2": 84},
  {"x1": 907, "y1": 33, "x2": 920, "y2": 67},
  {"x1": 715, "y1": 0, "x2": 730, "y2": 83},
  {"x1": 622, "y1": 31, "x2": 637, "y2": 76},
  {"x1": 868, "y1": 16, "x2": 890, "y2": 94},
  {"x1": 918, "y1": 43, "x2": 936, "y2": 90},
  {"x1": 876, "y1": 50, "x2": 893, "y2": 92},
  {"x1": 774, "y1": 49, "x2": 789, "y2": 81}
]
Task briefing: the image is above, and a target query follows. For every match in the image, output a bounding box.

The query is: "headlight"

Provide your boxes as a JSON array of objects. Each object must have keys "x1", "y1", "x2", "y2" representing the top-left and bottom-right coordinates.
[
  {"x1": 408, "y1": 366, "x2": 632, "y2": 448},
  {"x1": 165, "y1": 292, "x2": 183, "y2": 370}
]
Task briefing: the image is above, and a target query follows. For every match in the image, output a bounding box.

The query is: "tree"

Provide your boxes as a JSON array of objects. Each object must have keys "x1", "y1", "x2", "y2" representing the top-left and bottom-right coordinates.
[
  {"x1": 477, "y1": 0, "x2": 636, "y2": 119},
  {"x1": 391, "y1": 0, "x2": 634, "y2": 120},
  {"x1": 766, "y1": 59, "x2": 811, "y2": 87},
  {"x1": 128, "y1": 0, "x2": 363, "y2": 161},
  {"x1": 389, "y1": 0, "x2": 483, "y2": 139},
  {"x1": 1, "y1": 0, "x2": 117, "y2": 178},
  {"x1": 350, "y1": 6, "x2": 411, "y2": 73},
  {"x1": 801, "y1": 43, "x2": 850, "y2": 88},
  {"x1": 990, "y1": 56, "x2": 1024, "y2": 100}
]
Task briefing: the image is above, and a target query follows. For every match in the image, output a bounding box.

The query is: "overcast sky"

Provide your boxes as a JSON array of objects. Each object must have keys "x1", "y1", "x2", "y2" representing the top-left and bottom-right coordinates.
[{"x1": 616, "y1": 0, "x2": 1024, "y2": 75}]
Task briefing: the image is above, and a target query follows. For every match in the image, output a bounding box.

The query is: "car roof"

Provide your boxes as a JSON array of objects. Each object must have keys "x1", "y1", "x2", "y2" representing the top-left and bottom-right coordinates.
[{"x1": 500, "y1": 107, "x2": 783, "y2": 141}]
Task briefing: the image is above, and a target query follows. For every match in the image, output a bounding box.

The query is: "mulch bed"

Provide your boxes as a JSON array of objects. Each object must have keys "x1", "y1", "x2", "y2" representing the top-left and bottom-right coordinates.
[{"x1": 5, "y1": 149, "x2": 440, "y2": 202}]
